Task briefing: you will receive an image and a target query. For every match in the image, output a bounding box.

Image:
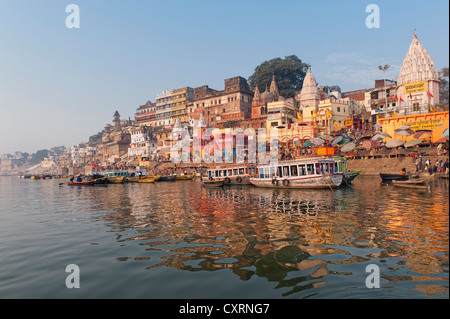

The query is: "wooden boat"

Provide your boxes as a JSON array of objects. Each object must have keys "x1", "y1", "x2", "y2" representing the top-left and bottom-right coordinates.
[
  {"x1": 202, "y1": 178, "x2": 224, "y2": 187},
  {"x1": 380, "y1": 173, "x2": 409, "y2": 181},
  {"x1": 137, "y1": 177, "x2": 155, "y2": 183},
  {"x1": 107, "y1": 176, "x2": 126, "y2": 184},
  {"x1": 343, "y1": 170, "x2": 361, "y2": 184},
  {"x1": 206, "y1": 166, "x2": 257, "y2": 185},
  {"x1": 393, "y1": 179, "x2": 427, "y2": 189},
  {"x1": 249, "y1": 157, "x2": 343, "y2": 189},
  {"x1": 68, "y1": 180, "x2": 96, "y2": 186},
  {"x1": 175, "y1": 172, "x2": 195, "y2": 180},
  {"x1": 158, "y1": 175, "x2": 176, "y2": 181}
]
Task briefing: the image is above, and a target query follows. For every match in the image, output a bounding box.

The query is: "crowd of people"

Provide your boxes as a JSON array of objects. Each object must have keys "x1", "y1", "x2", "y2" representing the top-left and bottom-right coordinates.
[{"x1": 413, "y1": 155, "x2": 449, "y2": 175}]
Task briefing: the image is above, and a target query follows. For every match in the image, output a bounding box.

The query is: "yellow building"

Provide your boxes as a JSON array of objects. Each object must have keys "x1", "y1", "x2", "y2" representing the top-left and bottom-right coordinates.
[
  {"x1": 171, "y1": 87, "x2": 193, "y2": 124},
  {"x1": 379, "y1": 111, "x2": 449, "y2": 143}
]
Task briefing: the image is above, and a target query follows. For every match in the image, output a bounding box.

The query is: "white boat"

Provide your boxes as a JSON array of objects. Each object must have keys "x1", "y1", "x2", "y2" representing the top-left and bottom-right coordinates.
[
  {"x1": 206, "y1": 165, "x2": 258, "y2": 185},
  {"x1": 248, "y1": 157, "x2": 343, "y2": 189}
]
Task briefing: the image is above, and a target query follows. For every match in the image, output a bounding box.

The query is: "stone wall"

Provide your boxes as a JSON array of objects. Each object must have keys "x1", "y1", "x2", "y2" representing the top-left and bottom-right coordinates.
[{"x1": 347, "y1": 155, "x2": 449, "y2": 174}]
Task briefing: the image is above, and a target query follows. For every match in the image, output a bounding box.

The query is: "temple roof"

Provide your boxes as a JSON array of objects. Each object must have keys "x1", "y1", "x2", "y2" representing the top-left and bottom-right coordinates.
[{"x1": 397, "y1": 33, "x2": 440, "y2": 86}]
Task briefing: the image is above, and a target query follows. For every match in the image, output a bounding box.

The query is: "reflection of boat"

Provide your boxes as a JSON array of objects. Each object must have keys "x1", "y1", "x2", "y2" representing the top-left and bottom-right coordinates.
[
  {"x1": 436, "y1": 173, "x2": 449, "y2": 179},
  {"x1": 249, "y1": 157, "x2": 343, "y2": 189},
  {"x1": 202, "y1": 178, "x2": 224, "y2": 187},
  {"x1": 137, "y1": 177, "x2": 155, "y2": 183},
  {"x1": 159, "y1": 175, "x2": 176, "y2": 181},
  {"x1": 175, "y1": 173, "x2": 195, "y2": 180},
  {"x1": 393, "y1": 179, "x2": 427, "y2": 189},
  {"x1": 206, "y1": 166, "x2": 257, "y2": 185},
  {"x1": 380, "y1": 173, "x2": 409, "y2": 181}
]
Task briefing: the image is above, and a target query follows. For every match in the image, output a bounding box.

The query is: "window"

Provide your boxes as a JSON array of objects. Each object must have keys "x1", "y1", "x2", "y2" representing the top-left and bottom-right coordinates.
[
  {"x1": 277, "y1": 166, "x2": 283, "y2": 177},
  {"x1": 259, "y1": 168, "x2": 264, "y2": 178},
  {"x1": 283, "y1": 166, "x2": 290, "y2": 177},
  {"x1": 337, "y1": 107, "x2": 341, "y2": 112},
  {"x1": 290, "y1": 165, "x2": 298, "y2": 176},
  {"x1": 307, "y1": 164, "x2": 314, "y2": 175}
]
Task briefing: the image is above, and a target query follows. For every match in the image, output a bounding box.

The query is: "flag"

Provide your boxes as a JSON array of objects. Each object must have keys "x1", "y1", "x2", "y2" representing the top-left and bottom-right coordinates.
[
  {"x1": 399, "y1": 96, "x2": 404, "y2": 102},
  {"x1": 390, "y1": 96, "x2": 394, "y2": 101},
  {"x1": 409, "y1": 93, "x2": 412, "y2": 99},
  {"x1": 376, "y1": 114, "x2": 379, "y2": 122},
  {"x1": 334, "y1": 121, "x2": 340, "y2": 128},
  {"x1": 313, "y1": 109, "x2": 318, "y2": 117},
  {"x1": 313, "y1": 121, "x2": 318, "y2": 128},
  {"x1": 428, "y1": 91, "x2": 434, "y2": 98},
  {"x1": 430, "y1": 105, "x2": 436, "y2": 112},
  {"x1": 297, "y1": 112, "x2": 303, "y2": 121},
  {"x1": 393, "y1": 111, "x2": 398, "y2": 117},
  {"x1": 326, "y1": 109, "x2": 332, "y2": 118},
  {"x1": 395, "y1": 95, "x2": 399, "y2": 101},
  {"x1": 362, "y1": 118, "x2": 365, "y2": 124}
]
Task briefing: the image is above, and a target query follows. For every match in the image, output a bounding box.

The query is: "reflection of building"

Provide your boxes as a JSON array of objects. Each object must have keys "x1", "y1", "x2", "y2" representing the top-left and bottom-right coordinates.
[{"x1": 396, "y1": 33, "x2": 440, "y2": 113}]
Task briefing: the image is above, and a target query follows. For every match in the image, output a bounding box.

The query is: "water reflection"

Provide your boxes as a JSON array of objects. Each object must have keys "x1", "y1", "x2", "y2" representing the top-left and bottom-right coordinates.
[{"x1": 91, "y1": 177, "x2": 448, "y2": 297}]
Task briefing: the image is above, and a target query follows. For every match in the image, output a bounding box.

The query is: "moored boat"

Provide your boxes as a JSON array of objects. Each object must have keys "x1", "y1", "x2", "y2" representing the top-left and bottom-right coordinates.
[
  {"x1": 393, "y1": 179, "x2": 427, "y2": 189},
  {"x1": 202, "y1": 178, "x2": 224, "y2": 187},
  {"x1": 380, "y1": 173, "x2": 409, "y2": 181},
  {"x1": 175, "y1": 172, "x2": 195, "y2": 180},
  {"x1": 249, "y1": 157, "x2": 343, "y2": 189},
  {"x1": 68, "y1": 180, "x2": 96, "y2": 186},
  {"x1": 206, "y1": 165, "x2": 257, "y2": 185},
  {"x1": 136, "y1": 177, "x2": 155, "y2": 183},
  {"x1": 158, "y1": 174, "x2": 176, "y2": 181},
  {"x1": 107, "y1": 176, "x2": 126, "y2": 184}
]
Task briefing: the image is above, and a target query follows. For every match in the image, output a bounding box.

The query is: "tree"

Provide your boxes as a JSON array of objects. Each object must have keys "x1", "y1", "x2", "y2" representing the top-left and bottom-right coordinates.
[
  {"x1": 439, "y1": 67, "x2": 449, "y2": 104},
  {"x1": 248, "y1": 55, "x2": 309, "y2": 98}
]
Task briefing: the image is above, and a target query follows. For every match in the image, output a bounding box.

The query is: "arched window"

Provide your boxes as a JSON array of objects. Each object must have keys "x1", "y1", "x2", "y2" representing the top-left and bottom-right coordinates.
[{"x1": 260, "y1": 107, "x2": 265, "y2": 115}]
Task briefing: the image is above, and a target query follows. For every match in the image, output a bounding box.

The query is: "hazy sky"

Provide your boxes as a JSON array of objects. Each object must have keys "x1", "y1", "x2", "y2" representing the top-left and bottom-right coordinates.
[{"x1": 0, "y1": 0, "x2": 448, "y2": 154}]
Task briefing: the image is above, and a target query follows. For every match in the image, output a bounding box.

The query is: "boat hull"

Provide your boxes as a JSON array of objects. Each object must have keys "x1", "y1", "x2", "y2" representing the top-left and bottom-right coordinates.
[
  {"x1": 221, "y1": 175, "x2": 252, "y2": 185},
  {"x1": 137, "y1": 177, "x2": 155, "y2": 183},
  {"x1": 380, "y1": 173, "x2": 409, "y2": 181},
  {"x1": 175, "y1": 173, "x2": 195, "y2": 180},
  {"x1": 107, "y1": 176, "x2": 126, "y2": 184},
  {"x1": 202, "y1": 180, "x2": 224, "y2": 187},
  {"x1": 343, "y1": 170, "x2": 361, "y2": 184},
  {"x1": 158, "y1": 175, "x2": 176, "y2": 181},
  {"x1": 249, "y1": 174, "x2": 343, "y2": 189}
]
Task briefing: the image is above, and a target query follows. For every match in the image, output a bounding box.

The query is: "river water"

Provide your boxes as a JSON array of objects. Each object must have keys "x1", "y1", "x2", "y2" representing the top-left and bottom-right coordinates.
[{"x1": 0, "y1": 175, "x2": 448, "y2": 299}]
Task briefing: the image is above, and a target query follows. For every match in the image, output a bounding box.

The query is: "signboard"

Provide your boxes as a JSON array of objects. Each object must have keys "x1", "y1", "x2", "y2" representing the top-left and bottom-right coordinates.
[
  {"x1": 409, "y1": 119, "x2": 445, "y2": 131},
  {"x1": 404, "y1": 81, "x2": 427, "y2": 94},
  {"x1": 344, "y1": 118, "x2": 353, "y2": 127}
]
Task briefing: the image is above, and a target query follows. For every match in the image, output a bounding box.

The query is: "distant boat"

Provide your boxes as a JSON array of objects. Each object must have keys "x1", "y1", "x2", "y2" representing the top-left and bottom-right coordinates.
[
  {"x1": 175, "y1": 172, "x2": 195, "y2": 180},
  {"x1": 136, "y1": 177, "x2": 155, "y2": 183},
  {"x1": 68, "y1": 180, "x2": 96, "y2": 186},
  {"x1": 158, "y1": 175, "x2": 176, "y2": 181},
  {"x1": 107, "y1": 176, "x2": 126, "y2": 184}
]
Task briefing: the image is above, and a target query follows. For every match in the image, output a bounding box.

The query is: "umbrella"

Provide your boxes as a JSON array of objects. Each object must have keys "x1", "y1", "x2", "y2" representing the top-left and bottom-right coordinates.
[
  {"x1": 303, "y1": 140, "x2": 313, "y2": 147},
  {"x1": 378, "y1": 132, "x2": 392, "y2": 138},
  {"x1": 396, "y1": 125, "x2": 411, "y2": 130},
  {"x1": 341, "y1": 142, "x2": 356, "y2": 153},
  {"x1": 338, "y1": 137, "x2": 351, "y2": 145},
  {"x1": 414, "y1": 130, "x2": 432, "y2": 139},
  {"x1": 373, "y1": 122, "x2": 382, "y2": 128},
  {"x1": 395, "y1": 129, "x2": 415, "y2": 136},
  {"x1": 436, "y1": 136, "x2": 449, "y2": 143},
  {"x1": 309, "y1": 137, "x2": 325, "y2": 146},
  {"x1": 371, "y1": 133, "x2": 385, "y2": 141},
  {"x1": 444, "y1": 128, "x2": 449, "y2": 137},
  {"x1": 386, "y1": 139, "x2": 405, "y2": 148},
  {"x1": 357, "y1": 136, "x2": 372, "y2": 144},
  {"x1": 331, "y1": 136, "x2": 343, "y2": 146},
  {"x1": 404, "y1": 139, "x2": 423, "y2": 148},
  {"x1": 363, "y1": 140, "x2": 380, "y2": 150}
]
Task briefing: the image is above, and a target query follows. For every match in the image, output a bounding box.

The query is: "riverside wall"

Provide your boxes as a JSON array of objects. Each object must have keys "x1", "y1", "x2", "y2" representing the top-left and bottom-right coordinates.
[{"x1": 347, "y1": 155, "x2": 449, "y2": 175}]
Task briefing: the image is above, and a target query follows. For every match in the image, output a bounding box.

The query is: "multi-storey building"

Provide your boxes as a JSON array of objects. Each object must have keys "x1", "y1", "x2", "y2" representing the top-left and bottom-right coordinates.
[
  {"x1": 155, "y1": 88, "x2": 173, "y2": 128},
  {"x1": 171, "y1": 87, "x2": 193, "y2": 125},
  {"x1": 135, "y1": 100, "x2": 157, "y2": 127},
  {"x1": 190, "y1": 76, "x2": 253, "y2": 128}
]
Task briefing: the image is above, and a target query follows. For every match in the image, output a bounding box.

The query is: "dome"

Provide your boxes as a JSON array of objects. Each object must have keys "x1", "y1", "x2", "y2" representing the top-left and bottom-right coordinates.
[{"x1": 261, "y1": 87, "x2": 274, "y2": 102}]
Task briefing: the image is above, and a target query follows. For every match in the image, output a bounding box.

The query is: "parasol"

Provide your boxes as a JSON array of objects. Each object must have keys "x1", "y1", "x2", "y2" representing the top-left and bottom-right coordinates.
[
  {"x1": 363, "y1": 140, "x2": 380, "y2": 150},
  {"x1": 357, "y1": 136, "x2": 372, "y2": 144},
  {"x1": 341, "y1": 142, "x2": 356, "y2": 153},
  {"x1": 339, "y1": 137, "x2": 351, "y2": 145},
  {"x1": 444, "y1": 128, "x2": 449, "y2": 137},
  {"x1": 395, "y1": 129, "x2": 415, "y2": 136},
  {"x1": 309, "y1": 137, "x2": 325, "y2": 146},
  {"x1": 413, "y1": 130, "x2": 432, "y2": 139},
  {"x1": 396, "y1": 125, "x2": 411, "y2": 131},
  {"x1": 404, "y1": 139, "x2": 423, "y2": 148},
  {"x1": 373, "y1": 122, "x2": 382, "y2": 128},
  {"x1": 303, "y1": 140, "x2": 313, "y2": 147},
  {"x1": 371, "y1": 133, "x2": 385, "y2": 141},
  {"x1": 386, "y1": 139, "x2": 405, "y2": 148},
  {"x1": 378, "y1": 132, "x2": 392, "y2": 138},
  {"x1": 436, "y1": 136, "x2": 449, "y2": 143},
  {"x1": 331, "y1": 136, "x2": 343, "y2": 146}
]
